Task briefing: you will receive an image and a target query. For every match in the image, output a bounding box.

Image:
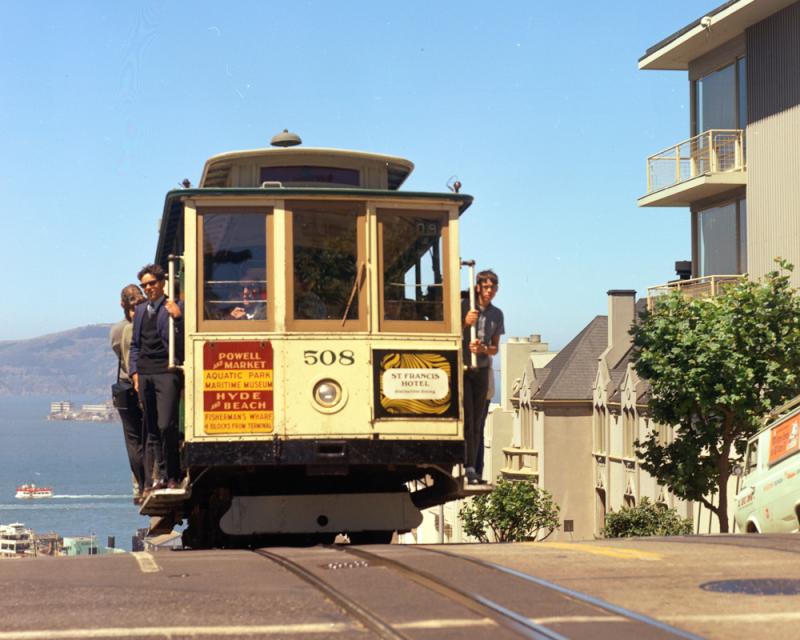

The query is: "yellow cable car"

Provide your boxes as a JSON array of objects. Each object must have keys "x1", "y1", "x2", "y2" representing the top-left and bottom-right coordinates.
[{"x1": 146, "y1": 131, "x2": 474, "y2": 546}]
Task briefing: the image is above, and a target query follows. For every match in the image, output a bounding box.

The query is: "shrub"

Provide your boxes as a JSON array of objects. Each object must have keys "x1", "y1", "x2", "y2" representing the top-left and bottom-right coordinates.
[
  {"x1": 459, "y1": 477, "x2": 560, "y2": 542},
  {"x1": 603, "y1": 497, "x2": 693, "y2": 538}
]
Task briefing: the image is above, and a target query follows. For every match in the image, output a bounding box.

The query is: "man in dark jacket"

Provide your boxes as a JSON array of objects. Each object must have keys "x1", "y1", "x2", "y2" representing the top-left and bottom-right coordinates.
[{"x1": 129, "y1": 263, "x2": 184, "y2": 491}]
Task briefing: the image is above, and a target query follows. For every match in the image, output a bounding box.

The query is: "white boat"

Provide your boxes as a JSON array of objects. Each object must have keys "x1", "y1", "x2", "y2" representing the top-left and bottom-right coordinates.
[
  {"x1": 0, "y1": 523, "x2": 34, "y2": 557},
  {"x1": 15, "y1": 484, "x2": 53, "y2": 499}
]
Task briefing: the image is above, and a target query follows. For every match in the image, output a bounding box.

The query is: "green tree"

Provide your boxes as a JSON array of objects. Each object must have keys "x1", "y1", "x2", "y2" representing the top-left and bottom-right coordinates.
[
  {"x1": 632, "y1": 261, "x2": 800, "y2": 532},
  {"x1": 603, "y1": 498, "x2": 693, "y2": 538},
  {"x1": 459, "y1": 478, "x2": 560, "y2": 542}
]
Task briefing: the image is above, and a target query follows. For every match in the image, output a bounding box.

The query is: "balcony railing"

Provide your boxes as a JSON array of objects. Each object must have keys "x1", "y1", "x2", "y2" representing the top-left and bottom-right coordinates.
[
  {"x1": 501, "y1": 446, "x2": 539, "y2": 481},
  {"x1": 647, "y1": 275, "x2": 744, "y2": 311},
  {"x1": 646, "y1": 129, "x2": 745, "y2": 194}
]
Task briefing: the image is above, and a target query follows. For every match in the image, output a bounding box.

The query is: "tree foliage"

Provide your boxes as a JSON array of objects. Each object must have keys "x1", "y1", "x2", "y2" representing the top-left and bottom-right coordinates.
[
  {"x1": 603, "y1": 497, "x2": 693, "y2": 538},
  {"x1": 459, "y1": 478, "x2": 560, "y2": 542},
  {"x1": 632, "y1": 261, "x2": 800, "y2": 532}
]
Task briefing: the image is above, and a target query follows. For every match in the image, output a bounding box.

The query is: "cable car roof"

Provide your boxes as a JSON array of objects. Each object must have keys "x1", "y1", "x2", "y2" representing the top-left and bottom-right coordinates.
[{"x1": 200, "y1": 147, "x2": 415, "y2": 190}]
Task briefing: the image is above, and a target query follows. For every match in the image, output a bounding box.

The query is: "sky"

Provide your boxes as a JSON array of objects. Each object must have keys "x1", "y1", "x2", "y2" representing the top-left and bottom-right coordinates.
[{"x1": 0, "y1": 1, "x2": 722, "y2": 348}]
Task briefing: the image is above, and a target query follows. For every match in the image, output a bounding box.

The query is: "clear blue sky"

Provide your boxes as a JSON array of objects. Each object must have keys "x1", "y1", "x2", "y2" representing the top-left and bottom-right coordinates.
[{"x1": 0, "y1": 1, "x2": 720, "y2": 348}]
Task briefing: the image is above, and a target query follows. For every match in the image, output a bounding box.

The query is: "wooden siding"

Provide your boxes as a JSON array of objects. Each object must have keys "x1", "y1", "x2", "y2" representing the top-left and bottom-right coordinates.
[{"x1": 745, "y1": 2, "x2": 800, "y2": 286}]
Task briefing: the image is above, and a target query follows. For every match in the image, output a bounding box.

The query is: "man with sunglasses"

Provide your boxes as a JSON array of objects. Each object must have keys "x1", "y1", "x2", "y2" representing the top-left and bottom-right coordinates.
[
  {"x1": 129, "y1": 264, "x2": 184, "y2": 493},
  {"x1": 462, "y1": 270, "x2": 504, "y2": 485}
]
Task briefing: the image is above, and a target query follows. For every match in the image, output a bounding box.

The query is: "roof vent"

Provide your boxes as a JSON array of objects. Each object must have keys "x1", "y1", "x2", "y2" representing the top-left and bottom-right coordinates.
[{"x1": 271, "y1": 129, "x2": 302, "y2": 147}]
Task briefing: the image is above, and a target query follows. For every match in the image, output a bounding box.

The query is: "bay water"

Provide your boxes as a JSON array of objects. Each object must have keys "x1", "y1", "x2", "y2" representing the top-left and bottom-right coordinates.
[{"x1": 0, "y1": 397, "x2": 152, "y2": 551}]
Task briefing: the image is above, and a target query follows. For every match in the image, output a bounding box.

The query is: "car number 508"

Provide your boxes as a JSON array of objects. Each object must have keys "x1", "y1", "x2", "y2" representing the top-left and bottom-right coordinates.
[{"x1": 303, "y1": 350, "x2": 355, "y2": 366}]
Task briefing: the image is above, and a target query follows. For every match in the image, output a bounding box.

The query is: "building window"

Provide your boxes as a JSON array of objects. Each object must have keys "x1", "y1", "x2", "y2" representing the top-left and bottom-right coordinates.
[
  {"x1": 694, "y1": 57, "x2": 746, "y2": 135},
  {"x1": 657, "y1": 423, "x2": 669, "y2": 448},
  {"x1": 623, "y1": 409, "x2": 636, "y2": 459},
  {"x1": 696, "y1": 198, "x2": 747, "y2": 276},
  {"x1": 593, "y1": 405, "x2": 607, "y2": 454}
]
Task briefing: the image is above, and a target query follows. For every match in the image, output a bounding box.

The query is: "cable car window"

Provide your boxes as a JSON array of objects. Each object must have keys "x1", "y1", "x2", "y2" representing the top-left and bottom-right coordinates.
[
  {"x1": 380, "y1": 211, "x2": 446, "y2": 324},
  {"x1": 260, "y1": 166, "x2": 359, "y2": 186},
  {"x1": 201, "y1": 212, "x2": 267, "y2": 322},
  {"x1": 292, "y1": 206, "x2": 360, "y2": 321}
]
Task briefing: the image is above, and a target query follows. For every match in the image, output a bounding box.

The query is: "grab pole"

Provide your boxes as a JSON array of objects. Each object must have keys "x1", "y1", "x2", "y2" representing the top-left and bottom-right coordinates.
[
  {"x1": 460, "y1": 259, "x2": 477, "y2": 369},
  {"x1": 167, "y1": 255, "x2": 183, "y2": 371}
]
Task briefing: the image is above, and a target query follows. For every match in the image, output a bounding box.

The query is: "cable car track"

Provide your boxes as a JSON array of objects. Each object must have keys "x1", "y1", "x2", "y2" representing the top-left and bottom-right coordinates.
[
  {"x1": 254, "y1": 545, "x2": 701, "y2": 639},
  {"x1": 254, "y1": 548, "x2": 407, "y2": 640}
]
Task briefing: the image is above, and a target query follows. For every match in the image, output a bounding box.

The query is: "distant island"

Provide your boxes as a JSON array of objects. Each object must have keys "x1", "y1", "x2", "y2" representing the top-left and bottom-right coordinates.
[
  {"x1": 48, "y1": 400, "x2": 118, "y2": 422},
  {"x1": 0, "y1": 324, "x2": 117, "y2": 398}
]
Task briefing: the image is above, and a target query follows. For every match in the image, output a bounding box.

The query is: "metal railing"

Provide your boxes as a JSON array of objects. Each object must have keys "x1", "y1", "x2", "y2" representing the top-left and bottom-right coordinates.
[
  {"x1": 646, "y1": 275, "x2": 743, "y2": 311},
  {"x1": 646, "y1": 129, "x2": 745, "y2": 194}
]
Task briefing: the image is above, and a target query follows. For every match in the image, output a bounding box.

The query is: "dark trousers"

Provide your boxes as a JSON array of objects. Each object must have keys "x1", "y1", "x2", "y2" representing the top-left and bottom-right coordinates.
[
  {"x1": 463, "y1": 367, "x2": 489, "y2": 470},
  {"x1": 139, "y1": 371, "x2": 182, "y2": 483},
  {"x1": 476, "y1": 399, "x2": 490, "y2": 477},
  {"x1": 116, "y1": 393, "x2": 149, "y2": 493}
]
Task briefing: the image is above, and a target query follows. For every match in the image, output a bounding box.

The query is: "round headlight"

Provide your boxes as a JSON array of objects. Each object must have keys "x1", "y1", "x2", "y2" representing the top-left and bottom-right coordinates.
[{"x1": 314, "y1": 380, "x2": 342, "y2": 407}]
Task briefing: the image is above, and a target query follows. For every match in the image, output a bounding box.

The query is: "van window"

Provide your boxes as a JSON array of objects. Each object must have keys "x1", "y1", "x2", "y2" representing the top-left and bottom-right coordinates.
[{"x1": 745, "y1": 440, "x2": 759, "y2": 475}]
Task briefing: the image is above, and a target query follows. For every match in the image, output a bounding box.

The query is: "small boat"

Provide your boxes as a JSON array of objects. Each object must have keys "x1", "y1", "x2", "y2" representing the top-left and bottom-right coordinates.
[{"x1": 15, "y1": 484, "x2": 54, "y2": 499}]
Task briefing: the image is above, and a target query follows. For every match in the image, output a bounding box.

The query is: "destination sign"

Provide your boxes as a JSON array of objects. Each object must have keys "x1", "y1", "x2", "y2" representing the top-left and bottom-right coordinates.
[{"x1": 203, "y1": 341, "x2": 273, "y2": 434}]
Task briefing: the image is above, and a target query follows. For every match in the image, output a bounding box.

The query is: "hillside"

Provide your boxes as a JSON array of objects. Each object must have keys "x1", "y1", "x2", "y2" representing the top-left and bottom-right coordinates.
[{"x1": 0, "y1": 325, "x2": 117, "y2": 398}]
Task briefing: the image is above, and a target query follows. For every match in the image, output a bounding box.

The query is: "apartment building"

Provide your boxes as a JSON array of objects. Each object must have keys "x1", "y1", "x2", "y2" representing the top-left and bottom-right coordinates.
[
  {"x1": 639, "y1": 0, "x2": 800, "y2": 298},
  {"x1": 497, "y1": 292, "x2": 691, "y2": 541}
]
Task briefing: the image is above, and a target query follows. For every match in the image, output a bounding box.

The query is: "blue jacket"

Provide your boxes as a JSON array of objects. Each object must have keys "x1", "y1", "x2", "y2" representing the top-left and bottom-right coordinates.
[{"x1": 129, "y1": 297, "x2": 184, "y2": 376}]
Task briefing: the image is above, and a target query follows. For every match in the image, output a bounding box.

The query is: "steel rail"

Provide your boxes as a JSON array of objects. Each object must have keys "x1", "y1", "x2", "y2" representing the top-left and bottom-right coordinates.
[
  {"x1": 338, "y1": 546, "x2": 566, "y2": 640},
  {"x1": 254, "y1": 548, "x2": 409, "y2": 640},
  {"x1": 420, "y1": 546, "x2": 703, "y2": 640}
]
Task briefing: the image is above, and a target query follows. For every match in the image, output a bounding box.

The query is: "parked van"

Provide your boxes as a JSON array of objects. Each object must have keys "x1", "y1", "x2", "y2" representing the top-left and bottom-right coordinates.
[{"x1": 735, "y1": 399, "x2": 800, "y2": 533}]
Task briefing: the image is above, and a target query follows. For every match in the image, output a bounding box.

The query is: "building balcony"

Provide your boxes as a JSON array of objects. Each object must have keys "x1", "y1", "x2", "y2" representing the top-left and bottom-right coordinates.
[
  {"x1": 501, "y1": 446, "x2": 539, "y2": 481},
  {"x1": 646, "y1": 274, "x2": 744, "y2": 311},
  {"x1": 638, "y1": 129, "x2": 746, "y2": 207}
]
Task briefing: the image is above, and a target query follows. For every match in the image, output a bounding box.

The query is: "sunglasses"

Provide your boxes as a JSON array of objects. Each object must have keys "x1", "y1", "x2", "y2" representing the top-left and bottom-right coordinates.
[{"x1": 141, "y1": 279, "x2": 162, "y2": 289}]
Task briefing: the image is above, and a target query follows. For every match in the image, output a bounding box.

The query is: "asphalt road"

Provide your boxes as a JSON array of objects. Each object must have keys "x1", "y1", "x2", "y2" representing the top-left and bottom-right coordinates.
[{"x1": 0, "y1": 535, "x2": 798, "y2": 639}]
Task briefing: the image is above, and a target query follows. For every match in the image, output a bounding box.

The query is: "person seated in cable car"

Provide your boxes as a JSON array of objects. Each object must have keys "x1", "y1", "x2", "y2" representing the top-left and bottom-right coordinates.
[{"x1": 229, "y1": 281, "x2": 267, "y2": 320}]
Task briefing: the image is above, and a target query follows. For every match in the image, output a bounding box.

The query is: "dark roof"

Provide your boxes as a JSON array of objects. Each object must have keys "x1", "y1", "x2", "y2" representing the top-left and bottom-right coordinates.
[
  {"x1": 608, "y1": 348, "x2": 632, "y2": 404},
  {"x1": 534, "y1": 316, "x2": 607, "y2": 401},
  {"x1": 639, "y1": 0, "x2": 739, "y2": 62}
]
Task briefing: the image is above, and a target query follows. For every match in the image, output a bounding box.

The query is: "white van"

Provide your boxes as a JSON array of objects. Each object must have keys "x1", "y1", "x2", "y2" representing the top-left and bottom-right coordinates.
[{"x1": 734, "y1": 400, "x2": 800, "y2": 533}]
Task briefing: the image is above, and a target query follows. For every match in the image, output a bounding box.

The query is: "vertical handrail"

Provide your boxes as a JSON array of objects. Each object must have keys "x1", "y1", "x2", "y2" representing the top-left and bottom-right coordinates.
[
  {"x1": 710, "y1": 130, "x2": 718, "y2": 173},
  {"x1": 735, "y1": 130, "x2": 742, "y2": 169},
  {"x1": 167, "y1": 254, "x2": 183, "y2": 370},
  {"x1": 168, "y1": 257, "x2": 176, "y2": 369},
  {"x1": 675, "y1": 146, "x2": 681, "y2": 184}
]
